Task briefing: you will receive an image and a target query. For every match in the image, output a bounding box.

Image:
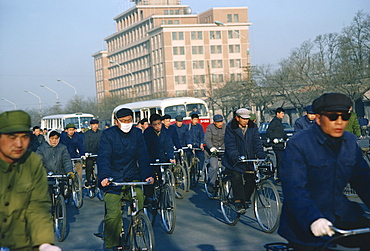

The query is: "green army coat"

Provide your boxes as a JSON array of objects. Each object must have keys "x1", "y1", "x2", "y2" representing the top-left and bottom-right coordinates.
[{"x1": 0, "y1": 150, "x2": 54, "y2": 250}]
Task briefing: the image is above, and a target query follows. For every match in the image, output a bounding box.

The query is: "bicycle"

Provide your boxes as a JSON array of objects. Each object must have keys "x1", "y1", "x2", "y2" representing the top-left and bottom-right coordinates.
[
  {"x1": 187, "y1": 147, "x2": 203, "y2": 188},
  {"x1": 103, "y1": 179, "x2": 155, "y2": 251},
  {"x1": 47, "y1": 172, "x2": 71, "y2": 242},
  {"x1": 220, "y1": 157, "x2": 281, "y2": 233},
  {"x1": 173, "y1": 149, "x2": 189, "y2": 199},
  {"x1": 204, "y1": 149, "x2": 224, "y2": 199},
  {"x1": 264, "y1": 226, "x2": 370, "y2": 251},
  {"x1": 71, "y1": 158, "x2": 83, "y2": 208},
  {"x1": 84, "y1": 153, "x2": 104, "y2": 201},
  {"x1": 146, "y1": 161, "x2": 176, "y2": 234}
]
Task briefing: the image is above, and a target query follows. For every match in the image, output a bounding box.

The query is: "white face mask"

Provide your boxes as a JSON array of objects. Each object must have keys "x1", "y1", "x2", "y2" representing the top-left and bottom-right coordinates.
[{"x1": 120, "y1": 122, "x2": 133, "y2": 133}]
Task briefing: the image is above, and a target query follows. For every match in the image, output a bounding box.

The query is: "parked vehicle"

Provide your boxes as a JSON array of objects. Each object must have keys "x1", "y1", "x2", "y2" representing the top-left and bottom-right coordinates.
[{"x1": 258, "y1": 122, "x2": 294, "y2": 146}]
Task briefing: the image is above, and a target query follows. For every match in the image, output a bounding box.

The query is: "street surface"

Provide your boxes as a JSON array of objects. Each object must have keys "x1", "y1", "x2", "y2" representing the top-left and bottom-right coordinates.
[{"x1": 57, "y1": 181, "x2": 286, "y2": 250}]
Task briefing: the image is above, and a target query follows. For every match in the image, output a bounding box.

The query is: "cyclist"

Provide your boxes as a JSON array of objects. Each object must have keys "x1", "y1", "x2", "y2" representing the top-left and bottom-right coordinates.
[
  {"x1": 97, "y1": 108, "x2": 154, "y2": 251},
  {"x1": 294, "y1": 105, "x2": 316, "y2": 133},
  {"x1": 33, "y1": 125, "x2": 45, "y2": 146},
  {"x1": 36, "y1": 130, "x2": 74, "y2": 197},
  {"x1": 222, "y1": 108, "x2": 266, "y2": 214},
  {"x1": 60, "y1": 123, "x2": 85, "y2": 180},
  {"x1": 204, "y1": 114, "x2": 226, "y2": 193},
  {"x1": 162, "y1": 114, "x2": 181, "y2": 150},
  {"x1": 279, "y1": 93, "x2": 370, "y2": 250},
  {"x1": 83, "y1": 119, "x2": 102, "y2": 188},
  {"x1": 0, "y1": 110, "x2": 60, "y2": 251},
  {"x1": 136, "y1": 118, "x2": 149, "y2": 132},
  {"x1": 186, "y1": 113, "x2": 205, "y2": 174}
]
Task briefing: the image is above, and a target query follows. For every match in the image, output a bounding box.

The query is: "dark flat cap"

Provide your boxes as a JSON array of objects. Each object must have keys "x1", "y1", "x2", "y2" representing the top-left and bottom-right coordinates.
[
  {"x1": 150, "y1": 113, "x2": 162, "y2": 124},
  {"x1": 305, "y1": 105, "x2": 314, "y2": 114},
  {"x1": 175, "y1": 115, "x2": 183, "y2": 122},
  {"x1": 0, "y1": 110, "x2": 31, "y2": 134},
  {"x1": 65, "y1": 123, "x2": 76, "y2": 129},
  {"x1": 115, "y1": 108, "x2": 133, "y2": 118},
  {"x1": 90, "y1": 119, "x2": 99, "y2": 124},
  {"x1": 162, "y1": 114, "x2": 171, "y2": 120},
  {"x1": 213, "y1": 114, "x2": 224, "y2": 122},
  {"x1": 312, "y1": 93, "x2": 352, "y2": 113}
]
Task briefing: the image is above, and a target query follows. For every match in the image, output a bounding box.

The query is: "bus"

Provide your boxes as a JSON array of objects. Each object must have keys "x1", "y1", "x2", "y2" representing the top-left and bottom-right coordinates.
[
  {"x1": 41, "y1": 113, "x2": 95, "y2": 132},
  {"x1": 112, "y1": 97, "x2": 210, "y2": 131}
]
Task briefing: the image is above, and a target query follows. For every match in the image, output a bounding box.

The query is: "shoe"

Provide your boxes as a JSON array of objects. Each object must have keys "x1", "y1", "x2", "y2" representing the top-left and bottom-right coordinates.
[
  {"x1": 245, "y1": 200, "x2": 252, "y2": 209},
  {"x1": 207, "y1": 184, "x2": 215, "y2": 194},
  {"x1": 235, "y1": 202, "x2": 246, "y2": 214}
]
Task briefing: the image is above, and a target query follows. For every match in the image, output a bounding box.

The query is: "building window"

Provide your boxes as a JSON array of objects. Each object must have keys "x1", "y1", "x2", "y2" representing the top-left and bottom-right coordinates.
[
  {"x1": 237, "y1": 73, "x2": 242, "y2": 81},
  {"x1": 192, "y1": 46, "x2": 204, "y2": 54},
  {"x1": 192, "y1": 60, "x2": 205, "y2": 69},
  {"x1": 172, "y1": 32, "x2": 184, "y2": 40},
  {"x1": 191, "y1": 31, "x2": 203, "y2": 40},
  {"x1": 211, "y1": 60, "x2": 223, "y2": 68},
  {"x1": 234, "y1": 14, "x2": 239, "y2": 22},
  {"x1": 235, "y1": 44, "x2": 240, "y2": 53},
  {"x1": 219, "y1": 74, "x2": 224, "y2": 82},
  {"x1": 230, "y1": 59, "x2": 235, "y2": 68},
  {"x1": 170, "y1": 10, "x2": 174, "y2": 15},
  {"x1": 236, "y1": 59, "x2": 241, "y2": 68},
  {"x1": 210, "y1": 31, "x2": 221, "y2": 39},
  {"x1": 175, "y1": 10, "x2": 179, "y2": 15},
  {"x1": 227, "y1": 14, "x2": 232, "y2": 22},
  {"x1": 174, "y1": 20, "x2": 179, "y2": 24},
  {"x1": 162, "y1": 20, "x2": 166, "y2": 25},
  {"x1": 229, "y1": 45, "x2": 234, "y2": 53},
  {"x1": 174, "y1": 61, "x2": 186, "y2": 70},
  {"x1": 173, "y1": 47, "x2": 178, "y2": 55},
  {"x1": 164, "y1": 10, "x2": 168, "y2": 15},
  {"x1": 168, "y1": 20, "x2": 173, "y2": 25}
]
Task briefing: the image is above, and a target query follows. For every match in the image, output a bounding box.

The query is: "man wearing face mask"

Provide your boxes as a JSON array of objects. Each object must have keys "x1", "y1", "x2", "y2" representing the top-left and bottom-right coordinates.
[{"x1": 97, "y1": 108, "x2": 154, "y2": 251}]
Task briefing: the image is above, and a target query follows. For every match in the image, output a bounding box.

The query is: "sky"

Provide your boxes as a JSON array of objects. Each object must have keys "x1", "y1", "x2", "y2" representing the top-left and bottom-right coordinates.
[{"x1": 0, "y1": 0, "x2": 369, "y2": 112}]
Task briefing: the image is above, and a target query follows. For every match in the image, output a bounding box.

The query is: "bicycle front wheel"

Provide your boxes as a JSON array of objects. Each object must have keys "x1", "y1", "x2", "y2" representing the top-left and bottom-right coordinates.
[
  {"x1": 130, "y1": 212, "x2": 155, "y2": 251},
  {"x1": 173, "y1": 164, "x2": 187, "y2": 199},
  {"x1": 220, "y1": 178, "x2": 240, "y2": 226},
  {"x1": 72, "y1": 173, "x2": 83, "y2": 208},
  {"x1": 54, "y1": 195, "x2": 67, "y2": 242},
  {"x1": 253, "y1": 180, "x2": 281, "y2": 233},
  {"x1": 182, "y1": 159, "x2": 191, "y2": 192},
  {"x1": 160, "y1": 183, "x2": 176, "y2": 234},
  {"x1": 190, "y1": 158, "x2": 200, "y2": 187},
  {"x1": 164, "y1": 169, "x2": 175, "y2": 188}
]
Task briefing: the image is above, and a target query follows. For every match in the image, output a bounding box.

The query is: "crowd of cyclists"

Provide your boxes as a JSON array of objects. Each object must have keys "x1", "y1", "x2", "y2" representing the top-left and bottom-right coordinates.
[{"x1": 1, "y1": 92, "x2": 370, "y2": 250}]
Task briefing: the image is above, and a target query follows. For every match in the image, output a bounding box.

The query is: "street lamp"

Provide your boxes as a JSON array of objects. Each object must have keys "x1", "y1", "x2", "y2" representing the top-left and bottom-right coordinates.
[
  {"x1": 109, "y1": 60, "x2": 135, "y2": 99},
  {"x1": 40, "y1": 84, "x2": 60, "y2": 111},
  {"x1": 1, "y1": 98, "x2": 17, "y2": 110},
  {"x1": 57, "y1": 79, "x2": 77, "y2": 96},
  {"x1": 24, "y1": 89, "x2": 43, "y2": 119}
]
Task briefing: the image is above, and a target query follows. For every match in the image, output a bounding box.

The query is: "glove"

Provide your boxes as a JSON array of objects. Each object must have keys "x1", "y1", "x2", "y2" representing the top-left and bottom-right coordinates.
[
  {"x1": 67, "y1": 172, "x2": 75, "y2": 179},
  {"x1": 81, "y1": 155, "x2": 86, "y2": 160},
  {"x1": 310, "y1": 218, "x2": 334, "y2": 237},
  {"x1": 187, "y1": 144, "x2": 192, "y2": 149},
  {"x1": 273, "y1": 138, "x2": 279, "y2": 144},
  {"x1": 179, "y1": 149, "x2": 184, "y2": 155},
  {"x1": 210, "y1": 147, "x2": 217, "y2": 153},
  {"x1": 39, "y1": 243, "x2": 61, "y2": 251}
]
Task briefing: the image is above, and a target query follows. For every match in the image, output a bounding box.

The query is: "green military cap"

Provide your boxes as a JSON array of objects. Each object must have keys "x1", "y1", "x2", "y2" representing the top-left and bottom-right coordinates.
[
  {"x1": 0, "y1": 110, "x2": 31, "y2": 134},
  {"x1": 65, "y1": 123, "x2": 76, "y2": 129},
  {"x1": 250, "y1": 113, "x2": 256, "y2": 121}
]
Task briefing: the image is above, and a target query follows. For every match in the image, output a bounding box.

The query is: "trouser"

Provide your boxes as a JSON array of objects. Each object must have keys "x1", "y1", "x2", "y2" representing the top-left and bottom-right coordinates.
[
  {"x1": 186, "y1": 149, "x2": 205, "y2": 172},
  {"x1": 289, "y1": 216, "x2": 370, "y2": 251},
  {"x1": 104, "y1": 185, "x2": 145, "y2": 248},
  {"x1": 207, "y1": 156, "x2": 218, "y2": 186},
  {"x1": 85, "y1": 157, "x2": 96, "y2": 183},
  {"x1": 74, "y1": 161, "x2": 83, "y2": 181},
  {"x1": 273, "y1": 149, "x2": 283, "y2": 178},
  {"x1": 229, "y1": 169, "x2": 255, "y2": 203}
]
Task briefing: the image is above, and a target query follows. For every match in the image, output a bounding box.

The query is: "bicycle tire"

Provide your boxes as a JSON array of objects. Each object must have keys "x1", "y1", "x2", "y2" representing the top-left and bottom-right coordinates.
[
  {"x1": 87, "y1": 187, "x2": 95, "y2": 198},
  {"x1": 145, "y1": 186, "x2": 159, "y2": 226},
  {"x1": 164, "y1": 169, "x2": 175, "y2": 188},
  {"x1": 130, "y1": 212, "x2": 155, "y2": 251},
  {"x1": 204, "y1": 164, "x2": 214, "y2": 199},
  {"x1": 173, "y1": 164, "x2": 187, "y2": 199},
  {"x1": 72, "y1": 173, "x2": 83, "y2": 208},
  {"x1": 182, "y1": 159, "x2": 191, "y2": 192},
  {"x1": 343, "y1": 183, "x2": 358, "y2": 197},
  {"x1": 96, "y1": 187, "x2": 105, "y2": 201},
  {"x1": 220, "y1": 178, "x2": 240, "y2": 226},
  {"x1": 190, "y1": 158, "x2": 200, "y2": 187},
  {"x1": 160, "y1": 183, "x2": 176, "y2": 234},
  {"x1": 54, "y1": 194, "x2": 67, "y2": 242},
  {"x1": 253, "y1": 180, "x2": 281, "y2": 233}
]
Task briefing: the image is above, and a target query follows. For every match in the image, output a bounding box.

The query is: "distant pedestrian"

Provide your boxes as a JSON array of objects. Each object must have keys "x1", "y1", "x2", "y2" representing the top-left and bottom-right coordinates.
[{"x1": 294, "y1": 105, "x2": 316, "y2": 133}]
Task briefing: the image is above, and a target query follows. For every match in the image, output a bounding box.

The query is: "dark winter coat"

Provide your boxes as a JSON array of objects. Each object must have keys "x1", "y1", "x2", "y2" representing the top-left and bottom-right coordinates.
[
  {"x1": 83, "y1": 129, "x2": 103, "y2": 154},
  {"x1": 266, "y1": 116, "x2": 287, "y2": 150},
  {"x1": 144, "y1": 126, "x2": 174, "y2": 163},
  {"x1": 60, "y1": 131, "x2": 85, "y2": 158},
  {"x1": 294, "y1": 115, "x2": 315, "y2": 133}
]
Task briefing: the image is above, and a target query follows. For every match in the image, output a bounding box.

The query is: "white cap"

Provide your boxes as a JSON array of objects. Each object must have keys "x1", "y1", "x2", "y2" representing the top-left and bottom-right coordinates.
[{"x1": 236, "y1": 108, "x2": 251, "y2": 119}]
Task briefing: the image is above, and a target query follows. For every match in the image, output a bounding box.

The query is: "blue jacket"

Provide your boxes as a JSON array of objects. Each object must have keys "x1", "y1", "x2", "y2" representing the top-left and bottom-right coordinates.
[
  {"x1": 186, "y1": 123, "x2": 204, "y2": 148},
  {"x1": 97, "y1": 126, "x2": 152, "y2": 194},
  {"x1": 163, "y1": 125, "x2": 181, "y2": 150},
  {"x1": 171, "y1": 123, "x2": 187, "y2": 147},
  {"x1": 144, "y1": 126, "x2": 174, "y2": 163},
  {"x1": 222, "y1": 119, "x2": 265, "y2": 173},
  {"x1": 278, "y1": 123, "x2": 370, "y2": 247},
  {"x1": 294, "y1": 115, "x2": 315, "y2": 133},
  {"x1": 83, "y1": 129, "x2": 103, "y2": 154},
  {"x1": 60, "y1": 132, "x2": 85, "y2": 158}
]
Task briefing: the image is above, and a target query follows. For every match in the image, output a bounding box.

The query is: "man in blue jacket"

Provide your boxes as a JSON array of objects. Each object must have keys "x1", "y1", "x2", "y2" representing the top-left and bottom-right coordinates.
[
  {"x1": 186, "y1": 113, "x2": 205, "y2": 175},
  {"x1": 279, "y1": 93, "x2": 370, "y2": 250},
  {"x1": 294, "y1": 105, "x2": 316, "y2": 133},
  {"x1": 171, "y1": 115, "x2": 187, "y2": 148},
  {"x1": 222, "y1": 108, "x2": 266, "y2": 213},
  {"x1": 97, "y1": 108, "x2": 154, "y2": 250},
  {"x1": 162, "y1": 114, "x2": 181, "y2": 150}
]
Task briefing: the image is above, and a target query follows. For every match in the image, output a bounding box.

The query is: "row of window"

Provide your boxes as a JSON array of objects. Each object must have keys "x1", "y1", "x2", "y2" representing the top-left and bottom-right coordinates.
[
  {"x1": 173, "y1": 45, "x2": 241, "y2": 55},
  {"x1": 161, "y1": 20, "x2": 180, "y2": 25},
  {"x1": 174, "y1": 73, "x2": 243, "y2": 85},
  {"x1": 174, "y1": 90, "x2": 207, "y2": 98},
  {"x1": 173, "y1": 59, "x2": 242, "y2": 70},
  {"x1": 172, "y1": 30, "x2": 241, "y2": 40}
]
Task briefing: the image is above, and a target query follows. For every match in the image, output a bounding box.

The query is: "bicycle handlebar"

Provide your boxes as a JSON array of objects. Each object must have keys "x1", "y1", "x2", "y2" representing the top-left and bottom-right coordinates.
[
  {"x1": 107, "y1": 178, "x2": 151, "y2": 187},
  {"x1": 330, "y1": 226, "x2": 370, "y2": 236},
  {"x1": 85, "y1": 153, "x2": 98, "y2": 158},
  {"x1": 150, "y1": 162, "x2": 174, "y2": 166}
]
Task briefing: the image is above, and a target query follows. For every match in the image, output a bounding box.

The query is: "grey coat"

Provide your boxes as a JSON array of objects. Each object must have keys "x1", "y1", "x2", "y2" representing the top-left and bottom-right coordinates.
[
  {"x1": 36, "y1": 142, "x2": 73, "y2": 174},
  {"x1": 204, "y1": 123, "x2": 226, "y2": 152}
]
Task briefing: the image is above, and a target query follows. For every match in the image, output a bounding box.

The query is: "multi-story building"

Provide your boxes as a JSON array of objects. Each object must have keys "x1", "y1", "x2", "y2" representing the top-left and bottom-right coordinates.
[{"x1": 92, "y1": 0, "x2": 251, "y2": 104}]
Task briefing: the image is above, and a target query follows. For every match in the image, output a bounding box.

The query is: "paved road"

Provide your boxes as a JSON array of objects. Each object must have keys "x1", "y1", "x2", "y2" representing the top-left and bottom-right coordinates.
[{"x1": 56, "y1": 181, "x2": 286, "y2": 250}]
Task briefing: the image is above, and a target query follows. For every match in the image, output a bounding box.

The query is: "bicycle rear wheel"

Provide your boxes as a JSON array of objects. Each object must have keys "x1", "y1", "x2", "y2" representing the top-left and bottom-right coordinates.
[
  {"x1": 130, "y1": 212, "x2": 155, "y2": 251},
  {"x1": 183, "y1": 159, "x2": 191, "y2": 192},
  {"x1": 173, "y1": 164, "x2": 187, "y2": 199},
  {"x1": 253, "y1": 180, "x2": 281, "y2": 233},
  {"x1": 204, "y1": 163, "x2": 216, "y2": 199},
  {"x1": 72, "y1": 173, "x2": 83, "y2": 208},
  {"x1": 190, "y1": 158, "x2": 200, "y2": 187},
  {"x1": 54, "y1": 195, "x2": 67, "y2": 242},
  {"x1": 160, "y1": 183, "x2": 176, "y2": 234},
  {"x1": 220, "y1": 178, "x2": 240, "y2": 226}
]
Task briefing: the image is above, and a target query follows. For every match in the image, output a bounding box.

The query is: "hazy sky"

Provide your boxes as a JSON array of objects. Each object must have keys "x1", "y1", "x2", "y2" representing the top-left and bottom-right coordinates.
[{"x1": 0, "y1": 0, "x2": 369, "y2": 112}]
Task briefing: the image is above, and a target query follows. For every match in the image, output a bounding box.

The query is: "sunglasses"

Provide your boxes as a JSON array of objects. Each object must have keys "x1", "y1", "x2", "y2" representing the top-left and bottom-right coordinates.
[{"x1": 321, "y1": 112, "x2": 351, "y2": 121}]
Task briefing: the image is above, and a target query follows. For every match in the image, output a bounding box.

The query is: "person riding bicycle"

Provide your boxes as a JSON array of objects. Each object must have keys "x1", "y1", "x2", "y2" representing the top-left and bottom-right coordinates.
[
  {"x1": 162, "y1": 114, "x2": 182, "y2": 151},
  {"x1": 97, "y1": 108, "x2": 154, "y2": 251},
  {"x1": 279, "y1": 93, "x2": 370, "y2": 250},
  {"x1": 36, "y1": 130, "x2": 74, "y2": 198},
  {"x1": 60, "y1": 123, "x2": 85, "y2": 180},
  {"x1": 222, "y1": 108, "x2": 266, "y2": 214},
  {"x1": 83, "y1": 119, "x2": 102, "y2": 188},
  {"x1": 0, "y1": 110, "x2": 60, "y2": 251},
  {"x1": 294, "y1": 105, "x2": 316, "y2": 133},
  {"x1": 185, "y1": 113, "x2": 205, "y2": 174},
  {"x1": 204, "y1": 114, "x2": 226, "y2": 194}
]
